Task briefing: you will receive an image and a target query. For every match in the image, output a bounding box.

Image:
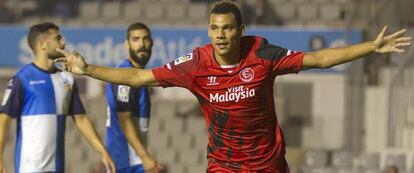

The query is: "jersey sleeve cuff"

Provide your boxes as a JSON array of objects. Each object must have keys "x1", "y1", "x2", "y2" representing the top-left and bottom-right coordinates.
[
  {"x1": 152, "y1": 68, "x2": 168, "y2": 88},
  {"x1": 294, "y1": 52, "x2": 305, "y2": 74}
]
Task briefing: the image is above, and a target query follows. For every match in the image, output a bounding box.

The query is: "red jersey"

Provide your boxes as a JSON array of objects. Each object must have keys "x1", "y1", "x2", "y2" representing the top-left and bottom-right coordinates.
[{"x1": 152, "y1": 36, "x2": 304, "y2": 172}]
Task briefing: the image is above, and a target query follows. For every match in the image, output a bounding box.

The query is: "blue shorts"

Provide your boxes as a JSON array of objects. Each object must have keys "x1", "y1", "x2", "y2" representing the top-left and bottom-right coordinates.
[{"x1": 117, "y1": 164, "x2": 145, "y2": 173}]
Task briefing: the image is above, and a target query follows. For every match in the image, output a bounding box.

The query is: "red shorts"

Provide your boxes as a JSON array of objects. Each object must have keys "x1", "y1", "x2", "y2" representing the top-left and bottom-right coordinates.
[{"x1": 207, "y1": 157, "x2": 290, "y2": 173}]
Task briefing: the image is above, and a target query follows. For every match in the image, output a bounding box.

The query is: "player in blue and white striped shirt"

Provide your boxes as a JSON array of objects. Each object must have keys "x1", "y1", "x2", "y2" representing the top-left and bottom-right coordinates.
[
  {"x1": 0, "y1": 22, "x2": 115, "y2": 173},
  {"x1": 105, "y1": 23, "x2": 161, "y2": 173}
]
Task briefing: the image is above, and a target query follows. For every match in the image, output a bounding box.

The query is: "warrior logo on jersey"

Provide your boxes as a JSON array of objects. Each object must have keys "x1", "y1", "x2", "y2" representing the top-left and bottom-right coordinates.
[
  {"x1": 174, "y1": 53, "x2": 193, "y2": 65},
  {"x1": 117, "y1": 85, "x2": 130, "y2": 102},
  {"x1": 239, "y1": 68, "x2": 254, "y2": 82},
  {"x1": 207, "y1": 76, "x2": 219, "y2": 86}
]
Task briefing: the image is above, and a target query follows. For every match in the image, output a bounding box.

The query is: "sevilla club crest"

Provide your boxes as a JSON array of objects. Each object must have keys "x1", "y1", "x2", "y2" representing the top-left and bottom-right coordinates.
[{"x1": 239, "y1": 68, "x2": 254, "y2": 82}]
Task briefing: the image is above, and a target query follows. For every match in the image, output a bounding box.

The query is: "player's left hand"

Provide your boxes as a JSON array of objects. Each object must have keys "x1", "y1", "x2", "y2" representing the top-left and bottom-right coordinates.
[
  {"x1": 101, "y1": 153, "x2": 116, "y2": 173},
  {"x1": 374, "y1": 26, "x2": 412, "y2": 53},
  {"x1": 0, "y1": 160, "x2": 7, "y2": 173}
]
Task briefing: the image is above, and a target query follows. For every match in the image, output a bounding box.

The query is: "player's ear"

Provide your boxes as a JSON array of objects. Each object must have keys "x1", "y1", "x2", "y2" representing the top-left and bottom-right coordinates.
[
  {"x1": 240, "y1": 24, "x2": 246, "y2": 36},
  {"x1": 124, "y1": 40, "x2": 129, "y2": 50},
  {"x1": 38, "y1": 40, "x2": 47, "y2": 52}
]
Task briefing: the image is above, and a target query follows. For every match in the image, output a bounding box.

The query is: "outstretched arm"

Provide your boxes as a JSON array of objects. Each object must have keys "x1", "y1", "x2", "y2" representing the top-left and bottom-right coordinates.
[
  {"x1": 73, "y1": 114, "x2": 116, "y2": 173},
  {"x1": 302, "y1": 26, "x2": 412, "y2": 69},
  {"x1": 56, "y1": 49, "x2": 158, "y2": 88}
]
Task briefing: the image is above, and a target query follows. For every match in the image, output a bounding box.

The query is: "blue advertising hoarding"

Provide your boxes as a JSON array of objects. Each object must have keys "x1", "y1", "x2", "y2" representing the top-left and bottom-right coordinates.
[{"x1": 0, "y1": 26, "x2": 362, "y2": 72}]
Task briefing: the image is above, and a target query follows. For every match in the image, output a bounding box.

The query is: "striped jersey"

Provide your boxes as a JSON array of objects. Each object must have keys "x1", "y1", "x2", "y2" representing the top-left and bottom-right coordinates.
[
  {"x1": 0, "y1": 63, "x2": 85, "y2": 173},
  {"x1": 105, "y1": 59, "x2": 151, "y2": 169},
  {"x1": 152, "y1": 36, "x2": 304, "y2": 171}
]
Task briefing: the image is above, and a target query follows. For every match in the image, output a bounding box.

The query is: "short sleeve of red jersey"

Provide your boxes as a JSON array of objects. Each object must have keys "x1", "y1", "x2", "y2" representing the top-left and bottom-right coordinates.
[
  {"x1": 256, "y1": 38, "x2": 304, "y2": 75},
  {"x1": 152, "y1": 50, "x2": 197, "y2": 88}
]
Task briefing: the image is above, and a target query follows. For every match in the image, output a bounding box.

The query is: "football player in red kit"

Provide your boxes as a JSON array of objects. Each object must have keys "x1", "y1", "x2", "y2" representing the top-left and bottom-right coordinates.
[{"x1": 56, "y1": 1, "x2": 411, "y2": 172}]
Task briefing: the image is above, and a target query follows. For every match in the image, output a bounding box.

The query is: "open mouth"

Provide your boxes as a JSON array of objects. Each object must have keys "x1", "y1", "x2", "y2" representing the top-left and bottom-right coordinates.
[{"x1": 216, "y1": 42, "x2": 228, "y2": 49}]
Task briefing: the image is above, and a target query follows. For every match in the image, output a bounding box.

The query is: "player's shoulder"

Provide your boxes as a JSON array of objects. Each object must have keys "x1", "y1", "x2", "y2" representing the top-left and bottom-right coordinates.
[
  {"x1": 116, "y1": 59, "x2": 133, "y2": 68},
  {"x1": 243, "y1": 35, "x2": 263, "y2": 41},
  {"x1": 196, "y1": 44, "x2": 212, "y2": 58},
  {"x1": 250, "y1": 36, "x2": 288, "y2": 61},
  {"x1": 241, "y1": 35, "x2": 267, "y2": 47},
  {"x1": 191, "y1": 44, "x2": 217, "y2": 66},
  {"x1": 173, "y1": 52, "x2": 197, "y2": 66},
  {"x1": 170, "y1": 44, "x2": 209, "y2": 66},
  {"x1": 104, "y1": 60, "x2": 130, "y2": 89},
  {"x1": 14, "y1": 63, "x2": 40, "y2": 81},
  {"x1": 10, "y1": 64, "x2": 41, "y2": 88},
  {"x1": 4, "y1": 75, "x2": 23, "y2": 90},
  {"x1": 16, "y1": 63, "x2": 36, "y2": 76}
]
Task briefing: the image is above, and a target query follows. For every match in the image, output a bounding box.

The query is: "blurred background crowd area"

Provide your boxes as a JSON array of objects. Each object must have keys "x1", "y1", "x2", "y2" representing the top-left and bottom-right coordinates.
[
  {"x1": 0, "y1": 0, "x2": 410, "y2": 27},
  {"x1": 0, "y1": 0, "x2": 414, "y2": 173}
]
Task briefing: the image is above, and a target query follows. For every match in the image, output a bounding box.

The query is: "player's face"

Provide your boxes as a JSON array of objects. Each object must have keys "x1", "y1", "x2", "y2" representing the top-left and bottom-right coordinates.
[
  {"x1": 208, "y1": 13, "x2": 244, "y2": 57},
  {"x1": 44, "y1": 29, "x2": 65, "y2": 59},
  {"x1": 126, "y1": 29, "x2": 153, "y2": 67}
]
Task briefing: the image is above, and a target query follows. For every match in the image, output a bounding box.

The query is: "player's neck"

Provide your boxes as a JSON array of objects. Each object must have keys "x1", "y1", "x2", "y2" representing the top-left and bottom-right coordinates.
[
  {"x1": 127, "y1": 57, "x2": 144, "y2": 69},
  {"x1": 33, "y1": 54, "x2": 56, "y2": 72},
  {"x1": 214, "y1": 50, "x2": 241, "y2": 66}
]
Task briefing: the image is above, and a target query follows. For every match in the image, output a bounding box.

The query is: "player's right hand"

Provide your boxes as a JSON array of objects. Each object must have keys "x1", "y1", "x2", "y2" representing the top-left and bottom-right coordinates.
[
  {"x1": 373, "y1": 26, "x2": 412, "y2": 53},
  {"x1": 142, "y1": 156, "x2": 163, "y2": 173},
  {"x1": 55, "y1": 48, "x2": 88, "y2": 75},
  {"x1": 102, "y1": 153, "x2": 116, "y2": 173}
]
